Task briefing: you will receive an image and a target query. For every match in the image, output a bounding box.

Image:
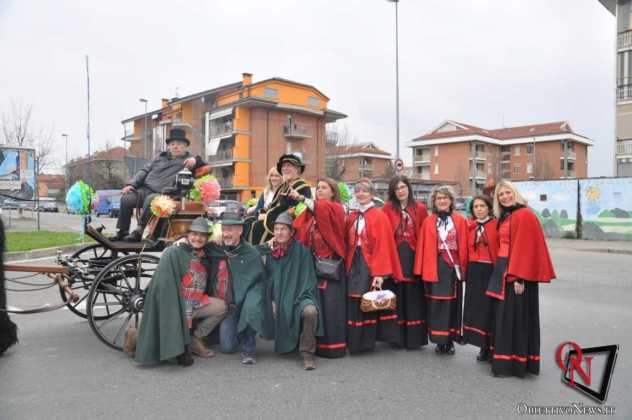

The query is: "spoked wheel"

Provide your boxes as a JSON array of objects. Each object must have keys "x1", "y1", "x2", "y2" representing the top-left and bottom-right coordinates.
[
  {"x1": 59, "y1": 244, "x2": 128, "y2": 319},
  {"x1": 87, "y1": 254, "x2": 159, "y2": 350}
]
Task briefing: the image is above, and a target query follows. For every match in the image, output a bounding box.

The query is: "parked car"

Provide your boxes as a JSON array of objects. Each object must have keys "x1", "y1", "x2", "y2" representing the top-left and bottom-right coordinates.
[
  {"x1": 94, "y1": 189, "x2": 122, "y2": 217},
  {"x1": 37, "y1": 198, "x2": 59, "y2": 212},
  {"x1": 108, "y1": 195, "x2": 121, "y2": 218}
]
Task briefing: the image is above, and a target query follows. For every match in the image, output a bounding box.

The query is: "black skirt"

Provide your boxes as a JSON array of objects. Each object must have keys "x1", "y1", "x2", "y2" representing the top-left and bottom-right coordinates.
[
  {"x1": 489, "y1": 257, "x2": 541, "y2": 378},
  {"x1": 463, "y1": 261, "x2": 494, "y2": 349},
  {"x1": 316, "y1": 268, "x2": 347, "y2": 358},
  {"x1": 395, "y1": 243, "x2": 428, "y2": 349},
  {"x1": 424, "y1": 257, "x2": 462, "y2": 345},
  {"x1": 347, "y1": 248, "x2": 400, "y2": 354}
]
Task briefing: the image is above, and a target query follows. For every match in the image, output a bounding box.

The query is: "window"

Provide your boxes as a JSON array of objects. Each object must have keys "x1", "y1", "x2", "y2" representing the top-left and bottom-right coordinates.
[
  {"x1": 434, "y1": 164, "x2": 439, "y2": 175},
  {"x1": 527, "y1": 163, "x2": 533, "y2": 174},
  {"x1": 264, "y1": 87, "x2": 278, "y2": 98},
  {"x1": 500, "y1": 145, "x2": 510, "y2": 152},
  {"x1": 514, "y1": 145, "x2": 521, "y2": 156},
  {"x1": 540, "y1": 194, "x2": 547, "y2": 202},
  {"x1": 416, "y1": 166, "x2": 422, "y2": 174},
  {"x1": 308, "y1": 96, "x2": 320, "y2": 107},
  {"x1": 416, "y1": 148, "x2": 423, "y2": 156},
  {"x1": 513, "y1": 164, "x2": 521, "y2": 174},
  {"x1": 526, "y1": 144, "x2": 534, "y2": 154},
  {"x1": 434, "y1": 146, "x2": 439, "y2": 156}
]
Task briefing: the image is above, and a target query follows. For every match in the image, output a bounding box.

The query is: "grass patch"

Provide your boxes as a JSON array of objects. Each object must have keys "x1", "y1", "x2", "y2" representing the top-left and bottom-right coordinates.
[{"x1": 6, "y1": 230, "x2": 95, "y2": 252}]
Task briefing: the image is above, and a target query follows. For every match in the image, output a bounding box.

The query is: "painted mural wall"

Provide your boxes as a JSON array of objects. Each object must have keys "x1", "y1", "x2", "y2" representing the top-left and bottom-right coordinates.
[
  {"x1": 514, "y1": 177, "x2": 632, "y2": 241},
  {"x1": 514, "y1": 180, "x2": 579, "y2": 239},
  {"x1": 580, "y1": 178, "x2": 632, "y2": 241}
]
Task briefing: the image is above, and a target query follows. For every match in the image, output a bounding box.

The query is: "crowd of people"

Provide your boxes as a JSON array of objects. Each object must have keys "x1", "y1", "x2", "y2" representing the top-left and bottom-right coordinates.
[
  {"x1": 119, "y1": 136, "x2": 555, "y2": 376},
  {"x1": 0, "y1": 129, "x2": 557, "y2": 378}
]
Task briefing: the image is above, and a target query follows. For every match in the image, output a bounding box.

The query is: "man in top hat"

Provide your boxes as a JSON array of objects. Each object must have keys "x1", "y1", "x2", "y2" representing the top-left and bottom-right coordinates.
[
  {"x1": 134, "y1": 217, "x2": 227, "y2": 367},
  {"x1": 204, "y1": 210, "x2": 270, "y2": 365},
  {"x1": 114, "y1": 127, "x2": 208, "y2": 242},
  {"x1": 260, "y1": 211, "x2": 323, "y2": 370},
  {"x1": 248, "y1": 153, "x2": 311, "y2": 244}
]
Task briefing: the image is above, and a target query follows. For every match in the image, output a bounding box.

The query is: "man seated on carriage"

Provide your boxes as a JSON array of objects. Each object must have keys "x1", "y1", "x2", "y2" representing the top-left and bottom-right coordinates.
[
  {"x1": 204, "y1": 210, "x2": 270, "y2": 365},
  {"x1": 247, "y1": 153, "x2": 311, "y2": 244},
  {"x1": 133, "y1": 217, "x2": 227, "y2": 366},
  {"x1": 113, "y1": 128, "x2": 208, "y2": 242}
]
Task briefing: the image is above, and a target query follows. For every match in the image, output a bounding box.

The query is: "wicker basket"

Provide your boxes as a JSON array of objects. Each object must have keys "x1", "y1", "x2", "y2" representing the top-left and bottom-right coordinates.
[{"x1": 360, "y1": 287, "x2": 397, "y2": 313}]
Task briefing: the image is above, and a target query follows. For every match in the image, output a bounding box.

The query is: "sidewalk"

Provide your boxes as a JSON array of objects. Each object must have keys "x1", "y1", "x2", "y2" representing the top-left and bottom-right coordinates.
[{"x1": 547, "y1": 237, "x2": 632, "y2": 255}]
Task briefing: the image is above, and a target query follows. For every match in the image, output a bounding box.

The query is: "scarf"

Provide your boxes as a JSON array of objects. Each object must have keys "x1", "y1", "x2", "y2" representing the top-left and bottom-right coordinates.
[
  {"x1": 474, "y1": 216, "x2": 491, "y2": 249},
  {"x1": 497, "y1": 204, "x2": 525, "y2": 228},
  {"x1": 271, "y1": 238, "x2": 294, "y2": 259}
]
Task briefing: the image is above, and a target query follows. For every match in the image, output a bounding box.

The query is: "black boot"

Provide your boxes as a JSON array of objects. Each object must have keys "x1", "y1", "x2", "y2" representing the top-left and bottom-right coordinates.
[
  {"x1": 477, "y1": 348, "x2": 490, "y2": 362},
  {"x1": 111, "y1": 230, "x2": 128, "y2": 241},
  {"x1": 0, "y1": 313, "x2": 18, "y2": 356},
  {"x1": 435, "y1": 344, "x2": 443, "y2": 354},
  {"x1": 123, "y1": 229, "x2": 142, "y2": 242},
  {"x1": 445, "y1": 342, "x2": 455, "y2": 355},
  {"x1": 177, "y1": 345, "x2": 194, "y2": 367}
]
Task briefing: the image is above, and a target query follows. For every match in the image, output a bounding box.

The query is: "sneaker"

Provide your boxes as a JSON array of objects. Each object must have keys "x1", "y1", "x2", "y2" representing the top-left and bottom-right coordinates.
[
  {"x1": 302, "y1": 353, "x2": 316, "y2": 370},
  {"x1": 177, "y1": 345, "x2": 194, "y2": 367},
  {"x1": 123, "y1": 230, "x2": 142, "y2": 242},
  {"x1": 241, "y1": 352, "x2": 257, "y2": 365},
  {"x1": 123, "y1": 327, "x2": 137, "y2": 357},
  {"x1": 191, "y1": 336, "x2": 215, "y2": 358}
]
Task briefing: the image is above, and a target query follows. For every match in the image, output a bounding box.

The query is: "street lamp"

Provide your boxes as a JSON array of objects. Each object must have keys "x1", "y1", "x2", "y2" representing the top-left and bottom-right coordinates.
[
  {"x1": 61, "y1": 133, "x2": 69, "y2": 167},
  {"x1": 387, "y1": 0, "x2": 400, "y2": 160},
  {"x1": 139, "y1": 98, "x2": 148, "y2": 159}
]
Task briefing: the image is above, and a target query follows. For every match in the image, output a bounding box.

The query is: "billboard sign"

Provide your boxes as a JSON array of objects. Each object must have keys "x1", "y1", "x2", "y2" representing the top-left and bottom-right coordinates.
[{"x1": 0, "y1": 147, "x2": 36, "y2": 200}]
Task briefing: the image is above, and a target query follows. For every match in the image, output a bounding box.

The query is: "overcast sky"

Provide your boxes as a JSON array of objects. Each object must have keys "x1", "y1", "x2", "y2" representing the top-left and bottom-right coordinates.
[{"x1": 0, "y1": 0, "x2": 616, "y2": 176}]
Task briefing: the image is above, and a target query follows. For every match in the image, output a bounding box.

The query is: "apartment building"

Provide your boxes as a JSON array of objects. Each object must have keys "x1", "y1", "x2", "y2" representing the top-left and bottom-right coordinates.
[
  {"x1": 121, "y1": 73, "x2": 346, "y2": 201},
  {"x1": 409, "y1": 120, "x2": 593, "y2": 196}
]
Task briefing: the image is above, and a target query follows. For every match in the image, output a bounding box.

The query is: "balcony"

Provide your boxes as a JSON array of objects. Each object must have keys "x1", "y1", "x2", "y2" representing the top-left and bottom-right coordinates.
[
  {"x1": 561, "y1": 171, "x2": 576, "y2": 179},
  {"x1": 617, "y1": 84, "x2": 632, "y2": 102},
  {"x1": 283, "y1": 123, "x2": 312, "y2": 140},
  {"x1": 469, "y1": 170, "x2": 487, "y2": 179},
  {"x1": 208, "y1": 149, "x2": 234, "y2": 165},
  {"x1": 560, "y1": 151, "x2": 576, "y2": 161},
  {"x1": 617, "y1": 140, "x2": 632, "y2": 156},
  {"x1": 501, "y1": 151, "x2": 511, "y2": 161},
  {"x1": 618, "y1": 29, "x2": 632, "y2": 50},
  {"x1": 414, "y1": 154, "x2": 431, "y2": 164},
  {"x1": 209, "y1": 120, "x2": 234, "y2": 139},
  {"x1": 470, "y1": 150, "x2": 486, "y2": 160},
  {"x1": 215, "y1": 175, "x2": 234, "y2": 188}
]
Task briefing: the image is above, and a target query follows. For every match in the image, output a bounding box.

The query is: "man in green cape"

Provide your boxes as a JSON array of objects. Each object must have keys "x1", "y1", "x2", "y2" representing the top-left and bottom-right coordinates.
[
  {"x1": 204, "y1": 210, "x2": 270, "y2": 364},
  {"x1": 134, "y1": 217, "x2": 227, "y2": 366},
  {"x1": 260, "y1": 211, "x2": 323, "y2": 370}
]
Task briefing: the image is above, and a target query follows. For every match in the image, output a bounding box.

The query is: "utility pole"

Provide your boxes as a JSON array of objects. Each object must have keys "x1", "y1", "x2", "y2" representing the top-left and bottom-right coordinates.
[
  {"x1": 140, "y1": 98, "x2": 148, "y2": 159},
  {"x1": 387, "y1": 0, "x2": 400, "y2": 160},
  {"x1": 85, "y1": 55, "x2": 92, "y2": 185}
]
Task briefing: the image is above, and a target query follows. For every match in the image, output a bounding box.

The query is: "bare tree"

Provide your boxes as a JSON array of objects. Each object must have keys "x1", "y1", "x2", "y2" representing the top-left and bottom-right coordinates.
[
  {"x1": 1, "y1": 99, "x2": 57, "y2": 174},
  {"x1": 325, "y1": 124, "x2": 353, "y2": 180}
]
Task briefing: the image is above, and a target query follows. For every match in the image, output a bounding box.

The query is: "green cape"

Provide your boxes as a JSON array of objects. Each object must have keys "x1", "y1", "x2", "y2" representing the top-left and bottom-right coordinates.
[
  {"x1": 135, "y1": 245, "x2": 193, "y2": 365},
  {"x1": 205, "y1": 241, "x2": 270, "y2": 338},
  {"x1": 261, "y1": 240, "x2": 324, "y2": 354}
]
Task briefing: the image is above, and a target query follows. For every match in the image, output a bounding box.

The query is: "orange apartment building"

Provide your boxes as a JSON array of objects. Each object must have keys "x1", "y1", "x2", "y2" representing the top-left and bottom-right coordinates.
[
  {"x1": 409, "y1": 120, "x2": 593, "y2": 196},
  {"x1": 121, "y1": 73, "x2": 347, "y2": 201}
]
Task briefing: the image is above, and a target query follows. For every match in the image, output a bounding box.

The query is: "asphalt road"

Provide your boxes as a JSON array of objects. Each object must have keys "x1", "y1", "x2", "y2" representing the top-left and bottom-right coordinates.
[
  {"x1": 1, "y1": 211, "x2": 127, "y2": 234},
  {"x1": 1, "y1": 242, "x2": 630, "y2": 420}
]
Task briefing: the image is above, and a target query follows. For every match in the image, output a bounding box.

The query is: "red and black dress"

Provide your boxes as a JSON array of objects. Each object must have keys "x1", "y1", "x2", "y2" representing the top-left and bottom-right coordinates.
[
  {"x1": 462, "y1": 217, "x2": 498, "y2": 350},
  {"x1": 294, "y1": 199, "x2": 347, "y2": 358},
  {"x1": 344, "y1": 204, "x2": 404, "y2": 353},
  {"x1": 383, "y1": 201, "x2": 429, "y2": 349},
  {"x1": 414, "y1": 212, "x2": 468, "y2": 345},
  {"x1": 486, "y1": 205, "x2": 555, "y2": 377}
]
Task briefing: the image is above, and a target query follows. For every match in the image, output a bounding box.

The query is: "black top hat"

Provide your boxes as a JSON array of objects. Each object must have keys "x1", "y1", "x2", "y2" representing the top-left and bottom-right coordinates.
[
  {"x1": 276, "y1": 153, "x2": 305, "y2": 174},
  {"x1": 165, "y1": 128, "x2": 190, "y2": 146}
]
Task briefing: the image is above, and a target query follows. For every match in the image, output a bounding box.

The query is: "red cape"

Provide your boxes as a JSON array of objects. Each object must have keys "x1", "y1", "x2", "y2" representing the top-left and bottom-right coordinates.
[
  {"x1": 293, "y1": 200, "x2": 346, "y2": 259},
  {"x1": 413, "y1": 212, "x2": 469, "y2": 282},
  {"x1": 467, "y1": 218, "x2": 499, "y2": 263},
  {"x1": 504, "y1": 207, "x2": 556, "y2": 282},
  {"x1": 383, "y1": 201, "x2": 429, "y2": 251},
  {"x1": 344, "y1": 207, "x2": 404, "y2": 281}
]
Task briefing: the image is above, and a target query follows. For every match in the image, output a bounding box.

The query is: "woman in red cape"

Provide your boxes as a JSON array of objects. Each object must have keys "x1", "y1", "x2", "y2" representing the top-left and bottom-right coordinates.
[
  {"x1": 344, "y1": 178, "x2": 403, "y2": 353},
  {"x1": 463, "y1": 195, "x2": 498, "y2": 362},
  {"x1": 293, "y1": 178, "x2": 347, "y2": 358},
  {"x1": 487, "y1": 180, "x2": 555, "y2": 378},
  {"x1": 414, "y1": 185, "x2": 468, "y2": 355},
  {"x1": 383, "y1": 175, "x2": 429, "y2": 349}
]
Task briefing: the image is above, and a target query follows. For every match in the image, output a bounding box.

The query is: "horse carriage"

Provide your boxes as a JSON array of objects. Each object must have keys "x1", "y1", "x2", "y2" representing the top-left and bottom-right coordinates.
[{"x1": 5, "y1": 165, "x2": 220, "y2": 351}]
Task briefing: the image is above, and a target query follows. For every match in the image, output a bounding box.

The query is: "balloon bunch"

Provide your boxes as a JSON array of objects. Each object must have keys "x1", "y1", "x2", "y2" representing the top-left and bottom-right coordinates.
[
  {"x1": 65, "y1": 181, "x2": 95, "y2": 215},
  {"x1": 338, "y1": 182, "x2": 351, "y2": 204}
]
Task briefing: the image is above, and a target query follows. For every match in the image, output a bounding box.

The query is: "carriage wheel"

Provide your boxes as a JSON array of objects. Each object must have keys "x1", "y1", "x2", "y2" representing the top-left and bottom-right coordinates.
[
  {"x1": 87, "y1": 254, "x2": 159, "y2": 350},
  {"x1": 59, "y1": 244, "x2": 127, "y2": 319}
]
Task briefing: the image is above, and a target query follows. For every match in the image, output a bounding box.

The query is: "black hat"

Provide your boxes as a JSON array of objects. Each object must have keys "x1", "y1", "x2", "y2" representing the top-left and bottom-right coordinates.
[
  {"x1": 219, "y1": 211, "x2": 244, "y2": 226},
  {"x1": 276, "y1": 153, "x2": 305, "y2": 174},
  {"x1": 166, "y1": 128, "x2": 190, "y2": 146}
]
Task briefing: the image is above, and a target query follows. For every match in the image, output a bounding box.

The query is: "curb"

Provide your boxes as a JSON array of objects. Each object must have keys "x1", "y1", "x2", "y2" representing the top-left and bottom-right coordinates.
[
  {"x1": 5, "y1": 244, "x2": 91, "y2": 262},
  {"x1": 577, "y1": 248, "x2": 632, "y2": 256}
]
